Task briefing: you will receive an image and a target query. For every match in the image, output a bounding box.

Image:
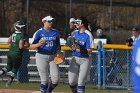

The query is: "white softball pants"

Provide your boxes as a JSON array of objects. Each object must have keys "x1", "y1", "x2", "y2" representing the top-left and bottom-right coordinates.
[
  {"x1": 68, "y1": 56, "x2": 92, "y2": 86},
  {"x1": 36, "y1": 53, "x2": 59, "y2": 84}
]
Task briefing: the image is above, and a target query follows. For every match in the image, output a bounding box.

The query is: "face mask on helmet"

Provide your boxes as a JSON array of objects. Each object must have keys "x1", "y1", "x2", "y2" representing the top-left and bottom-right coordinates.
[{"x1": 14, "y1": 21, "x2": 25, "y2": 30}]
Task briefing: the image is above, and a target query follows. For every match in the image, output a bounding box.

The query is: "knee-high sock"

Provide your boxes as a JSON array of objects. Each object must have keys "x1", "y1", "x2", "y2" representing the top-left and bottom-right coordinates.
[
  {"x1": 47, "y1": 83, "x2": 58, "y2": 93},
  {"x1": 40, "y1": 84, "x2": 48, "y2": 93},
  {"x1": 78, "y1": 86, "x2": 85, "y2": 93},
  {"x1": 70, "y1": 85, "x2": 77, "y2": 93}
]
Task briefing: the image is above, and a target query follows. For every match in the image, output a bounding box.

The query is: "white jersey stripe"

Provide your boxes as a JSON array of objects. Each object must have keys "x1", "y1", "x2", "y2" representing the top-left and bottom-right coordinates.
[{"x1": 85, "y1": 30, "x2": 94, "y2": 48}]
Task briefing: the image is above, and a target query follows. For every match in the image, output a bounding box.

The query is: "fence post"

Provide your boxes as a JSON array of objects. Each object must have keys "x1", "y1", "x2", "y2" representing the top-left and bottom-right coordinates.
[
  {"x1": 97, "y1": 41, "x2": 103, "y2": 88},
  {"x1": 102, "y1": 47, "x2": 106, "y2": 88}
]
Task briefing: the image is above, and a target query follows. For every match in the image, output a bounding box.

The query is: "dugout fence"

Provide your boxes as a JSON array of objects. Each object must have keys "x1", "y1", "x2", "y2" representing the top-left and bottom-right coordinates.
[
  {"x1": 96, "y1": 41, "x2": 132, "y2": 90},
  {"x1": 0, "y1": 42, "x2": 133, "y2": 90}
]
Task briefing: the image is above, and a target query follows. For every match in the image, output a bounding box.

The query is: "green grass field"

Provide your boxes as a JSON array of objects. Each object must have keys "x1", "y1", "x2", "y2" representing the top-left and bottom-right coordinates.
[{"x1": 0, "y1": 82, "x2": 132, "y2": 93}]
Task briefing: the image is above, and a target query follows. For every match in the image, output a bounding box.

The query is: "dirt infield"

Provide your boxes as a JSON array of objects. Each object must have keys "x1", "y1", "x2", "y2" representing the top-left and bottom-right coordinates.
[{"x1": 0, "y1": 89, "x2": 68, "y2": 93}]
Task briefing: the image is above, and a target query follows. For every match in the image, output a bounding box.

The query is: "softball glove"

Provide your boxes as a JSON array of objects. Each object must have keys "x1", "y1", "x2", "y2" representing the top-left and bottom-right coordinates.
[{"x1": 53, "y1": 51, "x2": 64, "y2": 64}]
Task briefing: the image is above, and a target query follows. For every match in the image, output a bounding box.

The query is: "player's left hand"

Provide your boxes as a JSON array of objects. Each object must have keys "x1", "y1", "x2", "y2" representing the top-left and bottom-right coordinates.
[{"x1": 53, "y1": 51, "x2": 65, "y2": 64}]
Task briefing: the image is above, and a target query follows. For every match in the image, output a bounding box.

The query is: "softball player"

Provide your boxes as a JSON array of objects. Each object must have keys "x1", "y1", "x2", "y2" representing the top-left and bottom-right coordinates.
[
  {"x1": 132, "y1": 35, "x2": 140, "y2": 93},
  {"x1": 68, "y1": 17, "x2": 94, "y2": 93},
  {"x1": 30, "y1": 16, "x2": 60, "y2": 93},
  {"x1": 0, "y1": 20, "x2": 29, "y2": 86}
]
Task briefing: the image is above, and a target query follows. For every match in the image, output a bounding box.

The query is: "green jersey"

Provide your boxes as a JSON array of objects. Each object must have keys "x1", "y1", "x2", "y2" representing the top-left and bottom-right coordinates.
[{"x1": 9, "y1": 31, "x2": 24, "y2": 54}]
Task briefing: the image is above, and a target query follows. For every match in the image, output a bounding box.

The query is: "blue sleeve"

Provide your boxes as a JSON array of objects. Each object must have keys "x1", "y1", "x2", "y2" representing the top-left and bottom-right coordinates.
[{"x1": 32, "y1": 31, "x2": 40, "y2": 44}]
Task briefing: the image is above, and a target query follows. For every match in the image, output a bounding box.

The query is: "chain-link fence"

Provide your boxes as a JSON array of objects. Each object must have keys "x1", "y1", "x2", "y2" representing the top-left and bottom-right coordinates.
[
  {"x1": 103, "y1": 49, "x2": 132, "y2": 89},
  {"x1": 95, "y1": 42, "x2": 132, "y2": 90},
  {"x1": 0, "y1": 44, "x2": 133, "y2": 91}
]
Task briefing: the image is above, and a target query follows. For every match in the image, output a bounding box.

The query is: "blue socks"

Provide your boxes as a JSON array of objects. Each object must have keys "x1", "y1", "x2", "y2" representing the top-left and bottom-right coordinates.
[
  {"x1": 78, "y1": 86, "x2": 85, "y2": 93},
  {"x1": 70, "y1": 85, "x2": 77, "y2": 93},
  {"x1": 70, "y1": 85, "x2": 85, "y2": 93},
  {"x1": 40, "y1": 84, "x2": 48, "y2": 93},
  {"x1": 47, "y1": 83, "x2": 58, "y2": 93},
  {"x1": 40, "y1": 83, "x2": 58, "y2": 93}
]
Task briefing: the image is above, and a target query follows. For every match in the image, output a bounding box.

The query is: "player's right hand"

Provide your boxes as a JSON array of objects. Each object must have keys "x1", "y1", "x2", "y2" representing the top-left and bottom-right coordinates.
[
  {"x1": 37, "y1": 39, "x2": 45, "y2": 46},
  {"x1": 39, "y1": 39, "x2": 45, "y2": 44}
]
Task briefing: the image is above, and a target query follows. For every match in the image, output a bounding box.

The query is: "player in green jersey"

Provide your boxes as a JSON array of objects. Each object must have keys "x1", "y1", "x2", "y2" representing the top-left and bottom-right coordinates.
[{"x1": 0, "y1": 20, "x2": 29, "y2": 87}]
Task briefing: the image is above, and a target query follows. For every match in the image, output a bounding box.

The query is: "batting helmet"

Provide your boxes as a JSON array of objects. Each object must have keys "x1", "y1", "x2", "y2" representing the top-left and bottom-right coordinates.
[{"x1": 14, "y1": 20, "x2": 25, "y2": 30}]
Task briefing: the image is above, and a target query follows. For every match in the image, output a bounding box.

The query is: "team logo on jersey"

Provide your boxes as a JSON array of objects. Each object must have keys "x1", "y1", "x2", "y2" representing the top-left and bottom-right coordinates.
[
  {"x1": 79, "y1": 41, "x2": 85, "y2": 45},
  {"x1": 41, "y1": 34, "x2": 45, "y2": 37}
]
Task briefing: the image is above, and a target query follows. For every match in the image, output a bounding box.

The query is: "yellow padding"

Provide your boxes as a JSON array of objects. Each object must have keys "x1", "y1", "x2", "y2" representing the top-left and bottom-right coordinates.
[{"x1": 0, "y1": 44, "x2": 132, "y2": 50}]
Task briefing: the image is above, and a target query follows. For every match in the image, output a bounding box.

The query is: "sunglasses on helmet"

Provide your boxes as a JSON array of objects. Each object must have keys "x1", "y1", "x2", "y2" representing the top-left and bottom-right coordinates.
[
  {"x1": 47, "y1": 19, "x2": 55, "y2": 23},
  {"x1": 75, "y1": 20, "x2": 82, "y2": 25}
]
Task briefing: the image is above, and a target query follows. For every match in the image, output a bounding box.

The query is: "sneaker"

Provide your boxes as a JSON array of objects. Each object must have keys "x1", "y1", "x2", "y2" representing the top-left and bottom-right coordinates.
[{"x1": 5, "y1": 76, "x2": 14, "y2": 87}]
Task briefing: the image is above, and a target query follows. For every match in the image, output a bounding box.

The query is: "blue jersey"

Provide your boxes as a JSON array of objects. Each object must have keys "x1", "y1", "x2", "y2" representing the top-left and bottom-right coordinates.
[
  {"x1": 132, "y1": 36, "x2": 140, "y2": 93},
  {"x1": 72, "y1": 30, "x2": 94, "y2": 58},
  {"x1": 32, "y1": 28, "x2": 60, "y2": 55}
]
